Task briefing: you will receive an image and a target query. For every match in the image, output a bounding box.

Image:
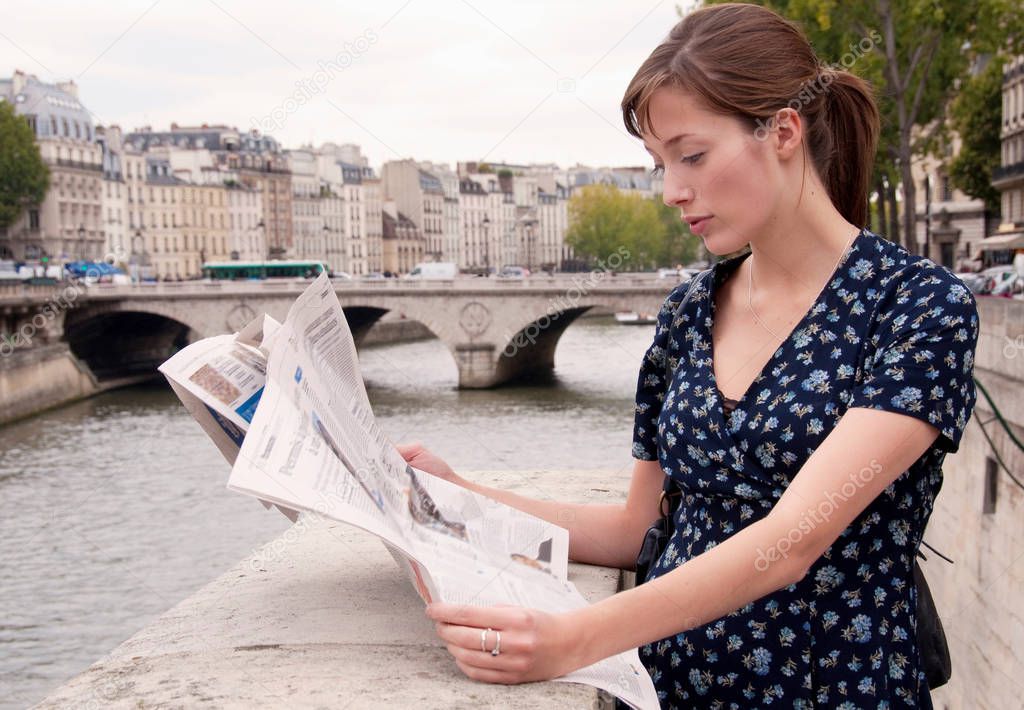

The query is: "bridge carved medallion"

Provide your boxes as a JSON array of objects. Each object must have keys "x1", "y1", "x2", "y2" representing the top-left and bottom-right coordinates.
[
  {"x1": 226, "y1": 303, "x2": 257, "y2": 333},
  {"x1": 458, "y1": 301, "x2": 491, "y2": 338}
]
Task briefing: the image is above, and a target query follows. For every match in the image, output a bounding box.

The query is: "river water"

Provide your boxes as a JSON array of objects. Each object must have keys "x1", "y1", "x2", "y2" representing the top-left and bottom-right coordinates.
[{"x1": 0, "y1": 316, "x2": 654, "y2": 708}]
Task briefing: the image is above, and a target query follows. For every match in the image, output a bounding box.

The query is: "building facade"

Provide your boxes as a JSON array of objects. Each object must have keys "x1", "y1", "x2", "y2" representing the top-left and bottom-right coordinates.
[
  {"x1": 382, "y1": 200, "x2": 424, "y2": 274},
  {"x1": 227, "y1": 181, "x2": 264, "y2": 261},
  {"x1": 287, "y1": 148, "x2": 323, "y2": 262},
  {"x1": 382, "y1": 159, "x2": 445, "y2": 262},
  {"x1": 96, "y1": 125, "x2": 128, "y2": 262},
  {"x1": 986, "y1": 54, "x2": 1024, "y2": 258},
  {"x1": 126, "y1": 125, "x2": 293, "y2": 259},
  {"x1": 141, "y1": 157, "x2": 187, "y2": 279},
  {"x1": 0, "y1": 71, "x2": 104, "y2": 262}
]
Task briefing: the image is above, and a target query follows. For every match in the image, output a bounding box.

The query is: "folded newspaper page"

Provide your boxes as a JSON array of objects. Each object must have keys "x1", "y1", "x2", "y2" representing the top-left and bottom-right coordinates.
[{"x1": 160, "y1": 273, "x2": 659, "y2": 709}]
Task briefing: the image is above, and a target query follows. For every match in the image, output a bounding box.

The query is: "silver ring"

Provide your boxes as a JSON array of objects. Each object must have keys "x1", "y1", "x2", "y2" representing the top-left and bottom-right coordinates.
[
  {"x1": 480, "y1": 627, "x2": 491, "y2": 653},
  {"x1": 490, "y1": 630, "x2": 501, "y2": 656}
]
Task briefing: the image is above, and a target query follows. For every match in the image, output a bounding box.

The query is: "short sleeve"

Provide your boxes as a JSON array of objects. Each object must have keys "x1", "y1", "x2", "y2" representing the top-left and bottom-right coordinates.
[
  {"x1": 846, "y1": 266, "x2": 979, "y2": 454},
  {"x1": 631, "y1": 279, "x2": 699, "y2": 461}
]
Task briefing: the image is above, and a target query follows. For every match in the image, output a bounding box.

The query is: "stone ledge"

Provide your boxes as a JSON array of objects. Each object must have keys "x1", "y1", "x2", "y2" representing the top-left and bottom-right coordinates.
[{"x1": 39, "y1": 469, "x2": 632, "y2": 709}]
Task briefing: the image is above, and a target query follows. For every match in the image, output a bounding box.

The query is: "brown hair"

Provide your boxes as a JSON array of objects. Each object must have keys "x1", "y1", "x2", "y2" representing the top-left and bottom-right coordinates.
[{"x1": 621, "y1": 3, "x2": 880, "y2": 227}]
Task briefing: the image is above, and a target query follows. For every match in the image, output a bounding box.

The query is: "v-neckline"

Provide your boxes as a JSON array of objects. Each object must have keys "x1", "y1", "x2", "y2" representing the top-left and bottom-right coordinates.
[{"x1": 706, "y1": 228, "x2": 866, "y2": 419}]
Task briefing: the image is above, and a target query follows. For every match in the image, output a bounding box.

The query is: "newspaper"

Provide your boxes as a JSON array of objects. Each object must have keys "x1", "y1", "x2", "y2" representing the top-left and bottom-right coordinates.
[{"x1": 159, "y1": 273, "x2": 659, "y2": 709}]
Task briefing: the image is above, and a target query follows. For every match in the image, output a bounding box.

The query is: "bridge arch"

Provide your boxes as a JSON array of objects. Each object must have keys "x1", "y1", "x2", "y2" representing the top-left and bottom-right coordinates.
[
  {"x1": 492, "y1": 306, "x2": 595, "y2": 384},
  {"x1": 63, "y1": 309, "x2": 193, "y2": 381}
]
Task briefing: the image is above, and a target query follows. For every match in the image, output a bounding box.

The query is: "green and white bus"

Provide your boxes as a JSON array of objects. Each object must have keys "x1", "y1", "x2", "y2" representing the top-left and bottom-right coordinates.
[{"x1": 201, "y1": 260, "x2": 328, "y2": 280}]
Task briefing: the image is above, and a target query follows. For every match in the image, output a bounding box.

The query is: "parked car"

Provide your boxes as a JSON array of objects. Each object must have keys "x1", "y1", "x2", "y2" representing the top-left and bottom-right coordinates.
[
  {"x1": 990, "y1": 273, "x2": 1024, "y2": 298},
  {"x1": 360, "y1": 271, "x2": 386, "y2": 280},
  {"x1": 0, "y1": 260, "x2": 21, "y2": 282},
  {"x1": 975, "y1": 266, "x2": 1018, "y2": 295},
  {"x1": 406, "y1": 262, "x2": 458, "y2": 279},
  {"x1": 498, "y1": 265, "x2": 530, "y2": 279},
  {"x1": 658, "y1": 267, "x2": 701, "y2": 282}
]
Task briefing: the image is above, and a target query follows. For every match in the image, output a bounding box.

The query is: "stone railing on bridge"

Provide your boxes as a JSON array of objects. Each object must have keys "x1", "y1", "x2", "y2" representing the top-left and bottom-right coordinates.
[{"x1": 48, "y1": 276, "x2": 674, "y2": 389}]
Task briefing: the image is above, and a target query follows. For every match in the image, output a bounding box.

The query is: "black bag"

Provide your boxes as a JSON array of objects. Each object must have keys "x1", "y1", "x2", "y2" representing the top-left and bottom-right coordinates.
[
  {"x1": 914, "y1": 552, "x2": 953, "y2": 688},
  {"x1": 632, "y1": 269, "x2": 952, "y2": 689}
]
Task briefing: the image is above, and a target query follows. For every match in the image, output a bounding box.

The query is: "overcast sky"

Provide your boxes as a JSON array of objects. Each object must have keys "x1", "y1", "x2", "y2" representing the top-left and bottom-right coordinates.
[{"x1": 0, "y1": 0, "x2": 701, "y2": 170}]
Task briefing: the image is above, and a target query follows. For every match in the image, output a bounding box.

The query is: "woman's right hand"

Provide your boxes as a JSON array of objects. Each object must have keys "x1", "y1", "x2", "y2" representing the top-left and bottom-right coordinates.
[{"x1": 395, "y1": 442, "x2": 465, "y2": 487}]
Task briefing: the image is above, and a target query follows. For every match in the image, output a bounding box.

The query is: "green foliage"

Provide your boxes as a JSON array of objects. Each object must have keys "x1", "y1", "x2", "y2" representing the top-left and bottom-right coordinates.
[
  {"x1": 0, "y1": 101, "x2": 49, "y2": 229},
  {"x1": 949, "y1": 56, "x2": 1005, "y2": 212},
  {"x1": 565, "y1": 184, "x2": 699, "y2": 269},
  {"x1": 655, "y1": 199, "x2": 700, "y2": 266}
]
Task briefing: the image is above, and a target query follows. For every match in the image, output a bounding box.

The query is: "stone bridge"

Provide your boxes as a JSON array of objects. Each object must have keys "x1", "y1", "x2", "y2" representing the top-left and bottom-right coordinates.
[{"x1": 1, "y1": 276, "x2": 674, "y2": 388}]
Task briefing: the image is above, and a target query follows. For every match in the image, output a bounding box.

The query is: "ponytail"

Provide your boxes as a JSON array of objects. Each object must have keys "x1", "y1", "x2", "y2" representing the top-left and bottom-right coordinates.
[{"x1": 813, "y1": 71, "x2": 880, "y2": 227}]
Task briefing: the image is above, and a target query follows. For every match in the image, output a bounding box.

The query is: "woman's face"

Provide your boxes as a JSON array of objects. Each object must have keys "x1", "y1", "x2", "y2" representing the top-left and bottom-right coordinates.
[{"x1": 641, "y1": 85, "x2": 785, "y2": 256}]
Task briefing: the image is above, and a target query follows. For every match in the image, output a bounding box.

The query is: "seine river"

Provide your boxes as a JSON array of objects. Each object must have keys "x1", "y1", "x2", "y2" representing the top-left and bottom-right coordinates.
[{"x1": 0, "y1": 315, "x2": 654, "y2": 708}]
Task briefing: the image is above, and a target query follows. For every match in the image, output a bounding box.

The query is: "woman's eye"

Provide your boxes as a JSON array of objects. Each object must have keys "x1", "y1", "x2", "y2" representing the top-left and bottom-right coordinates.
[
  {"x1": 649, "y1": 165, "x2": 664, "y2": 178},
  {"x1": 681, "y1": 152, "x2": 705, "y2": 165}
]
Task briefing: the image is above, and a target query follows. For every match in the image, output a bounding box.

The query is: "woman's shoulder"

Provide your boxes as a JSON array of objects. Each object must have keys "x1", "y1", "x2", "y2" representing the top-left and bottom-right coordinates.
[
  {"x1": 852, "y1": 229, "x2": 978, "y2": 348},
  {"x1": 854, "y1": 228, "x2": 977, "y2": 310}
]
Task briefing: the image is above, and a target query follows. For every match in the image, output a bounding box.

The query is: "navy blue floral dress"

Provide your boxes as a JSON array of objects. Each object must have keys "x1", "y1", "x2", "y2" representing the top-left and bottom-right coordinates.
[{"x1": 632, "y1": 228, "x2": 978, "y2": 709}]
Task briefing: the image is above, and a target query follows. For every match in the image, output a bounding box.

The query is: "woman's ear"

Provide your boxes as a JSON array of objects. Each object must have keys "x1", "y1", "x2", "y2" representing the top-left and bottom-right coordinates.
[{"x1": 773, "y1": 108, "x2": 803, "y2": 160}]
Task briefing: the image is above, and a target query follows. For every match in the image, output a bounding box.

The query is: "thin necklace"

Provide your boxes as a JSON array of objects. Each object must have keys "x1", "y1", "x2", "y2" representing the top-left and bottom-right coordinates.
[{"x1": 746, "y1": 229, "x2": 859, "y2": 341}]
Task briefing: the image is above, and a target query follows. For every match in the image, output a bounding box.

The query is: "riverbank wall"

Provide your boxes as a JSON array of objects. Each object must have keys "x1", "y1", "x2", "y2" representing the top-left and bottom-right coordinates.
[
  {"x1": 1, "y1": 344, "x2": 109, "y2": 426},
  {"x1": 38, "y1": 469, "x2": 632, "y2": 709},
  {"x1": 926, "y1": 296, "x2": 1024, "y2": 710}
]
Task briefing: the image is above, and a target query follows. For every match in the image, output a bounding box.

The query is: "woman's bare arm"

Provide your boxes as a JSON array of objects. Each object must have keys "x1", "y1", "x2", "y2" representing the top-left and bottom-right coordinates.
[{"x1": 425, "y1": 407, "x2": 942, "y2": 684}]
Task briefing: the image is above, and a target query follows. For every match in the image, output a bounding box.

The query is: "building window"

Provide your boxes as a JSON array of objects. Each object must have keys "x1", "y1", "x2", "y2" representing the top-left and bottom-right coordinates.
[
  {"x1": 940, "y1": 175, "x2": 953, "y2": 202},
  {"x1": 28, "y1": 209, "x2": 40, "y2": 230},
  {"x1": 983, "y1": 457, "x2": 998, "y2": 514}
]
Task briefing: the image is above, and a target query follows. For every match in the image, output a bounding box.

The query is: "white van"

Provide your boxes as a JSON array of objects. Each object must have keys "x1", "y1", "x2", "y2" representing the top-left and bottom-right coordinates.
[{"x1": 406, "y1": 262, "x2": 458, "y2": 279}]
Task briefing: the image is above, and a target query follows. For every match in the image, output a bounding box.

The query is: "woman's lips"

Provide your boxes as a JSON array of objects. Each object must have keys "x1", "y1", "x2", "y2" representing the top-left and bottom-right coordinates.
[{"x1": 687, "y1": 216, "x2": 712, "y2": 235}]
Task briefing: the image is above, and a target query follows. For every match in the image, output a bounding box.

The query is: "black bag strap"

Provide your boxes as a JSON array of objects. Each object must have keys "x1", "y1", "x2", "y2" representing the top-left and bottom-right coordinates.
[{"x1": 658, "y1": 270, "x2": 711, "y2": 508}]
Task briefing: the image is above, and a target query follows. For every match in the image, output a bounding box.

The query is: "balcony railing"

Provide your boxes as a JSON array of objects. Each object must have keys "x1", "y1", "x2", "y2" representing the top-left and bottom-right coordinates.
[
  {"x1": 54, "y1": 158, "x2": 103, "y2": 173},
  {"x1": 992, "y1": 161, "x2": 1024, "y2": 184}
]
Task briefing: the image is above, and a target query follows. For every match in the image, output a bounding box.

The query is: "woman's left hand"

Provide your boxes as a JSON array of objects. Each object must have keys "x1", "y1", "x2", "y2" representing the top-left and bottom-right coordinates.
[{"x1": 426, "y1": 603, "x2": 585, "y2": 684}]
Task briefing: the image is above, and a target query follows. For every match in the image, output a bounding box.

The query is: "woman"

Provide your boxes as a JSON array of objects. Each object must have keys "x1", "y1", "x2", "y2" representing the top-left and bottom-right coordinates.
[{"x1": 398, "y1": 4, "x2": 979, "y2": 707}]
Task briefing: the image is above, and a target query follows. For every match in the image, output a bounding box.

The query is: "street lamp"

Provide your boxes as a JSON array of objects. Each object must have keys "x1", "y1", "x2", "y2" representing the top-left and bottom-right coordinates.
[
  {"x1": 74, "y1": 223, "x2": 85, "y2": 275},
  {"x1": 482, "y1": 214, "x2": 490, "y2": 277},
  {"x1": 524, "y1": 220, "x2": 537, "y2": 272},
  {"x1": 253, "y1": 219, "x2": 265, "y2": 262},
  {"x1": 130, "y1": 228, "x2": 147, "y2": 284},
  {"x1": 322, "y1": 223, "x2": 333, "y2": 273}
]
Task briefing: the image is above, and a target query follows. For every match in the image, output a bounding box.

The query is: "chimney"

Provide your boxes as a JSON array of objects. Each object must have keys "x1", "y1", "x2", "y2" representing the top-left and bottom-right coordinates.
[
  {"x1": 11, "y1": 69, "x2": 28, "y2": 94},
  {"x1": 55, "y1": 79, "x2": 79, "y2": 99}
]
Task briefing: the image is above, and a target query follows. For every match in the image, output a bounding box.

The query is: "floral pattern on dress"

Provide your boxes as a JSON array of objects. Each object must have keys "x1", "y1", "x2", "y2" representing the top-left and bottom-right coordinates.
[{"x1": 631, "y1": 228, "x2": 979, "y2": 709}]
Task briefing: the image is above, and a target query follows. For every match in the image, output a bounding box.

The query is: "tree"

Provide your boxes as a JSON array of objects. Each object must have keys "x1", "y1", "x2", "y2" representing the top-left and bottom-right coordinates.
[
  {"x1": 948, "y1": 55, "x2": 1005, "y2": 212},
  {"x1": 0, "y1": 100, "x2": 49, "y2": 230},
  {"x1": 565, "y1": 184, "x2": 671, "y2": 269},
  {"x1": 655, "y1": 199, "x2": 701, "y2": 266}
]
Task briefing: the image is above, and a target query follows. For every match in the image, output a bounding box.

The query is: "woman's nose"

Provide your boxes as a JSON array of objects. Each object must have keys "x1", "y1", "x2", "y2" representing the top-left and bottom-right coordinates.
[{"x1": 663, "y1": 184, "x2": 695, "y2": 207}]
